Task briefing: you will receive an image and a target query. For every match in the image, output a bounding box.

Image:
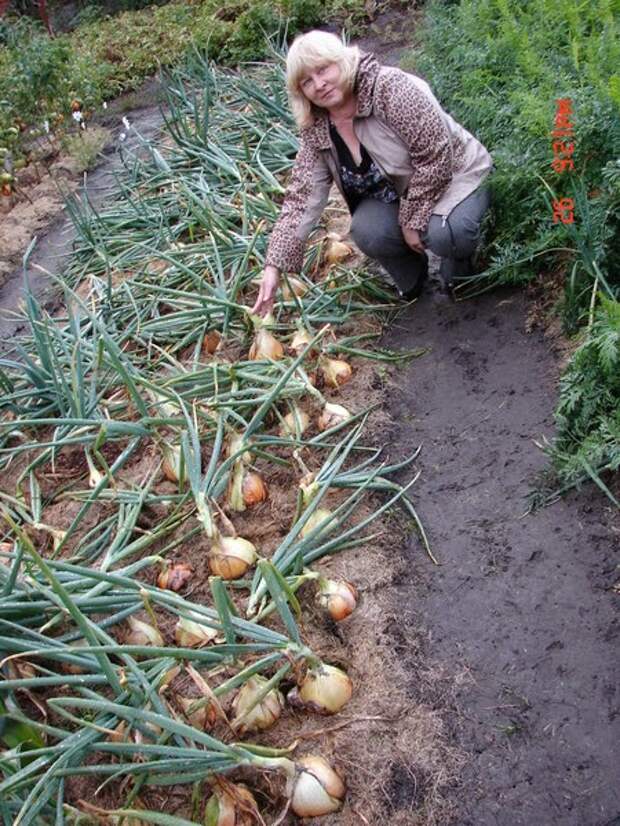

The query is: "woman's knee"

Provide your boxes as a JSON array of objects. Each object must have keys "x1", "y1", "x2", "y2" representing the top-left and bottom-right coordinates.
[
  {"x1": 424, "y1": 186, "x2": 492, "y2": 258},
  {"x1": 350, "y1": 200, "x2": 404, "y2": 258}
]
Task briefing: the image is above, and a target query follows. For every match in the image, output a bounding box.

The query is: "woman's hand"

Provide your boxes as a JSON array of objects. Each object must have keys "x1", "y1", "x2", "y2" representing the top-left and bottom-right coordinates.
[
  {"x1": 402, "y1": 226, "x2": 425, "y2": 255},
  {"x1": 251, "y1": 266, "x2": 280, "y2": 316}
]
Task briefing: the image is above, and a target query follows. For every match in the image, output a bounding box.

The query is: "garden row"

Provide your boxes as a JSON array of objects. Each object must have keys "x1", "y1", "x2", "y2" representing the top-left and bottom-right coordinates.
[{"x1": 0, "y1": 53, "x2": 426, "y2": 824}]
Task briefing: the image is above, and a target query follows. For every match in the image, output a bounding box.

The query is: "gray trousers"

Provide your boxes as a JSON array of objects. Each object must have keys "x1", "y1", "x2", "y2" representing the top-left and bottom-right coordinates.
[{"x1": 349, "y1": 184, "x2": 492, "y2": 294}]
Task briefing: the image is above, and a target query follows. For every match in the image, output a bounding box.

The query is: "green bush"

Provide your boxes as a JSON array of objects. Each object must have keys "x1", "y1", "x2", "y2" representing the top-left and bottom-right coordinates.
[
  {"x1": 541, "y1": 294, "x2": 620, "y2": 504},
  {"x1": 405, "y1": 0, "x2": 620, "y2": 504},
  {"x1": 402, "y1": 0, "x2": 620, "y2": 326}
]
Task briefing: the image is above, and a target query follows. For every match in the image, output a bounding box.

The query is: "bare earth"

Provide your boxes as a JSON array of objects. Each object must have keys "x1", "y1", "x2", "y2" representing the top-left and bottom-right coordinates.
[{"x1": 384, "y1": 285, "x2": 619, "y2": 826}]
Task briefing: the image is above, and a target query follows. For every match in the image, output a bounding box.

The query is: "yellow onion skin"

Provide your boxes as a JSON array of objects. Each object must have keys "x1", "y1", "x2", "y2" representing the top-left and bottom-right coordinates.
[
  {"x1": 175, "y1": 616, "x2": 218, "y2": 647},
  {"x1": 202, "y1": 329, "x2": 222, "y2": 355},
  {"x1": 126, "y1": 616, "x2": 163, "y2": 648},
  {"x1": 317, "y1": 402, "x2": 351, "y2": 432},
  {"x1": 291, "y1": 755, "x2": 346, "y2": 817},
  {"x1": 289, "y1": 328, "x2": 313, "y2": 356},
  {"x1": 320, "y1": 357, "x2": 352, "y2": 389},
  {"x1": 299, "y1": 508, "x2": 335, "y2": 540},
  {"x1": 279, "y1": 409, "x2": 310, "y2": 438},
  {"x1": 248, "y1": 329, "x2": 284, "y2": 361},
  {"x1": 161, "y1": 442, "x2": 185, "y2": 484},
  {"x1": 292, "y1": 663, "x2": 353, "y2": 715},
  {"x1": 282, "y1": 276, "x2": 308, "y2": 300},
  {"x1": 204, "y1": 784, "x2": 259, "y2": 826},
  {"x1": 317, "y1": 579, "x2": 358, "y2": 621},
  {"x1": 242, "y1": 471, "x2": 268, "y2": 506},
  {"x1": 231, "y1": 675, "x2": 283, "y2": 734},
  {"x1": 325, "y1": 236, "x2": 353, "y2": 265},
  {"x1": 209, "y1": 536, "x2": 257, "y2": 580},
  {"x1": 157, "y1": 562, "x2": 192, "y2": 592},
  {"x1": 178, "y1": 696, "x2": 217, "y2": 731}
]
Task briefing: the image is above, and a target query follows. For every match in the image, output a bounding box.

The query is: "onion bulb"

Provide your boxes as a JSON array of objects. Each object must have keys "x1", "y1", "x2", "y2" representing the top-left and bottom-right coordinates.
[
  {"x1": 291, "y1": 663, "x2": 352, "y2": 714},
  {"x1": 282, "y1": 276, "x2": 308, "y2": 300},
  {"x1": 161, "y1": 441, "x2": 185, "y2": 484},
  {"x1": 228, "y1": 463, "x2": 268, "y2": 512},
  {"x1": 202, "y1": 329, "x2": 222, "y2": 355},
  {"x1": 175, "y1": 615, "x2": 218, "y2": 647},
  {"x1": 227, "y1": 432, "x2": 251, "y2": 464},
  {"x1": 317, "y1": 402, "x2": 351, "y2": 431},
  {"x1": 325, "y1": 234, "x2": 353, "y2": 265},
  {"x1": 248, "y1": 313, "x2": 284, "y2": 361},
  {"x1": 231, "y1": 675, "x2": 284, "y2": 734},
  {"x1": 317, "y1": 578, "x2": 358, "y2": 621},
  {"x1": 291, "y1": 755, "x2": 346, "y2": 817},
  {"x1": 289, "y1": 327, "x2": 313, "y2": 356},
  {"x1": 319, "y1": 357, "x2": 352, "y2": 388},
  {"x1": 248, "y1": 328, "x2": 283, "y2": 361},
  {"x1": 178, "y1": 695, "x2": 216, "y2": 730},
  {"x1": 126, "y1": 616, "x2": 163, "y2": 648},
  {"x1": 204, "y1": 783, "x2": 260, "y2": 826},
  {"x1": 299, "y1": 507, "x2": 336, "y2": 540},
  {"x1": 157, "y1": 562, "x2": 192, "y2": 592},
  {"x1": 279, "y1": 408, "x2": 310, "y2": 438},
  {"x1": 243, "y1": 471, "x2": 267, "y2": 506},
  {"x1": 209, "y1": 536, "x2": 257, "y2": 580}
]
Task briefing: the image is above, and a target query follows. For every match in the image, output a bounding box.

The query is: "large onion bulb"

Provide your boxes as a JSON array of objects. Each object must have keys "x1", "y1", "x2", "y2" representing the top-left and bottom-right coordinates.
[
  {"x1": 317, "y1": 578, "x2": 358, "y2": 621},
  {"x1": 157, "y1": 562, "x2": 192, "y2": 591},
  {"x1": 177, "y1": 695, "x2": 216, "y2": 730},
  {"x1": 204, "y1": 783, "x2": 260, "y2": 826},
  {"x1": 248, "y1": 328, "x2": 284, "y2": 361},
  {"x1": 291, "y1": 755, "x2": 346, "y2": 817},
  {"x1": 175, "y1": 616, "x2": 218, "y2": 647},
  {"x1": 279, "y1": 408, "x2": 310, "y2": 438},
  {"x1": 161, "y1": 441, "x2": 185, "y2": 484},
  {"x1": 299, "y1": 508, "x2": 336, "y2": 540},
  {"x1": 126, "y1": 616, "x2": 163, "y2": 648},
  {"x1": 209, "y1": 536, "x2": 257, "y2": 580},
  {"x1": 325, "y1": 234, "x2": 353, "y2": 265},
  {"x1": 292, "y1": 663, "x2": 352, "y2": 714},
  {"x1": 282, "y1": 276, "x2": 308, "y2": 300},
  {"x1": 319, "y1": 357, "x2": 352, "y2": 388},
  {"x1": 289, "y1": 327, "x2": 313, "y2": 356},
  {"x1": 317, "y1": 402, "x2": 351, "y2": 431},
  {"x1": 231, "y1": 675, "x2": 283, "y2": 734}
]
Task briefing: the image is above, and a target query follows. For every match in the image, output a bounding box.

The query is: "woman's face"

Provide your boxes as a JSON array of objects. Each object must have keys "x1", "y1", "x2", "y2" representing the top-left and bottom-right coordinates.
[{"x1": 299, "y1": 62, "x2": 346, "y2": 108}]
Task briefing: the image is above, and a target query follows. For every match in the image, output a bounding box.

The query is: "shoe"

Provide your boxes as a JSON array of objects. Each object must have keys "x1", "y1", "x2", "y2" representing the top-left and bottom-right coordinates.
[
  {"x1": 439, "y1": 255, "x2": 475, "y2": 290},
  {"x1": 399, "y1": 253, "x2": 429, "y2": 300}
]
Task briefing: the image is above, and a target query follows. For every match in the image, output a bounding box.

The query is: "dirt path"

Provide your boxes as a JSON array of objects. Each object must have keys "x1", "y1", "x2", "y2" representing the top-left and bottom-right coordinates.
[
  {"x1": 0, "y1": 85, "x2": 165, "y2": 345},
  {"x1": 384, "y1": 284, "x2": 619, "y2": 826}
]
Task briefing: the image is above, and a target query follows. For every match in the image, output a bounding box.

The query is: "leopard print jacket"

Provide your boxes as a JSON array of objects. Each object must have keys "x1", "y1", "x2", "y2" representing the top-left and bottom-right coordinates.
[{"x1": 265, "y1": 52, "x2": 477, "y2": 273}]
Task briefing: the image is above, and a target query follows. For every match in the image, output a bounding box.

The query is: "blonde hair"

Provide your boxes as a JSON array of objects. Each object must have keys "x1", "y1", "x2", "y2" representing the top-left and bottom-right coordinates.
[{"x1": 286, "y1": 30, "x2": 360, "y2": 130}]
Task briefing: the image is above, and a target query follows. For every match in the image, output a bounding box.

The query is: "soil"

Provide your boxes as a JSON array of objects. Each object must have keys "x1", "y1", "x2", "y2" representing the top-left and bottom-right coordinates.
[
  {"x1": 383, "y1": 281, "x2": 620, "y2": 826},
  {"x1": 1, "y1": 2, "x2": 618, "y2": 825}
]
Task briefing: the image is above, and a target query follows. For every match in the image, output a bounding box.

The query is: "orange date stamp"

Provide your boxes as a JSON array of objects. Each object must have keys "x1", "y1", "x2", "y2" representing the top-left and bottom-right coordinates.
[{"x1": 551, "y1": 98, "x2": 575, "y2": 224}]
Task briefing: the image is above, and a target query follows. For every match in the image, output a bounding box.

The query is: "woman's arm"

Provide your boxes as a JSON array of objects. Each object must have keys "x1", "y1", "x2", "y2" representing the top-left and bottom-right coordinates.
[
  {"x1": 251, "y1": 134, "x2": 332, "y2": 316},
  {"x1": 264, "y1": 135, "x2": 333, "y2": 275},
  {"x1": 251, "y1": 264, "x2": 280, "y2": 316}
]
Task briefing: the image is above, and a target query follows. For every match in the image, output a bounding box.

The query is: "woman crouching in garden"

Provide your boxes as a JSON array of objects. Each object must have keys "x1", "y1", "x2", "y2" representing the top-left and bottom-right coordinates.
[{"x1": 252, "y1": 29, "x2": 493, "y2": 314}]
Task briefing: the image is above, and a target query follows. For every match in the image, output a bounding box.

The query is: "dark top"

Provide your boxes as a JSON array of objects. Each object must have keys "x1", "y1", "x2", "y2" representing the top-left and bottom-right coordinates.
[{"x1": 329, "y1": 120, "x2": 399, "y2": 213}]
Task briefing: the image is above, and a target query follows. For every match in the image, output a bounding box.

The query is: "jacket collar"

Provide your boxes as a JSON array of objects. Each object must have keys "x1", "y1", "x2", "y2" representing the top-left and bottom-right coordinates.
[{"x1": 300, "y1": 51, "x2": 381, "y2": 150}]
